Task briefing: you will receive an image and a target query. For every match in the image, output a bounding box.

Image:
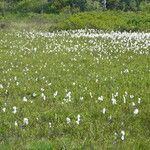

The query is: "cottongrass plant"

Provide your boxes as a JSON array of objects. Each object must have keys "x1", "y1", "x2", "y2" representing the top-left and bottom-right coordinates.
[{"x1": 0, "y1": 29, "x2": 149, "y2": 149}]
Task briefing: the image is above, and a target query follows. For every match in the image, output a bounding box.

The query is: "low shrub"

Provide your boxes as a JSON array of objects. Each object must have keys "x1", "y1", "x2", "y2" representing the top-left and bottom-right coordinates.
[{"x1": 49, "y1": 11, "x2": 150, "y2": 32}]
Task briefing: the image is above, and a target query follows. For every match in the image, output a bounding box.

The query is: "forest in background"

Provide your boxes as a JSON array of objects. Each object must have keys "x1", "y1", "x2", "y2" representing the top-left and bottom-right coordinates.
[{"x1": 0, "y1": 0, "x2": 150, "y2": 16}]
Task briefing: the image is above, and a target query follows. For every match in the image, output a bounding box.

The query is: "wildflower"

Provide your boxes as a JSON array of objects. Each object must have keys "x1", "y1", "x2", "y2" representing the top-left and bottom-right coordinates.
[
  {"x1": 114, "y1": 132, "x2": 118, "y2": 137},
  {"x1": 108, "y1": 115, "x2": 112, "y2": 120},
  {"x1": 80, "y1": 97, "x2": 84, "y2": 101},
  {"x1": 89, "y1": 92, "x2": 93, "y2": 98},
  {"x1": 23, "y1": 96, "x2": 27, "y2": 102},
  {"x1": 41, "y1": 93, "x2": 46, "y2": 100},
  {"x1": 114, "y1": 92, "x2": 118, "y2": 97},
  {"x1": 2, "y1": 107, "x2": 6, "y2": 112},
  {"x1": 98, "y1": 96, "x2": 104, "y2": 101},
  {"x1": 32, "y1": 93, "x2": 36, "y2": 97},
  {"x1": 132, "y1": 102, "x2": 135, "y2": 106},
  {"x1": 14, "y1": 76, "x2": 17, "y2": 81},
  {"x1": 5, "y1": 90, "x2": 8, "y2": 94},
  {"x1": 0, "y1": 84, "x2": 3, "y2": 89},
  {"x1": 23, "y1": 118, "x2": 29, "y2": 125},
  {"x1": 15, "y1": 121, "x2": 18, "y2": 126},
  {"x1": 102, "y1": 108, "x2": 106, "y2": 114},
  {"x1": 64, "y1": 91, "x2": 71, "y2": 102},
  {"x1": 66, "y1": 117, "x2": 71, "y2": 124},
  {"x1": 121, "y1": 135, "x2": 125, "y2": 140},
  {"x1": 138, "y1": 98, "x2": 141, "y2": 104},
  {"x1": 112, "y1": 95, "x2": 117, "y2": 105},
  {"x1": 49, "y1": 122, "x2": 52, "y2": 128},
  {"x1": 123, "y1": 95, "x2": 126, "y2": 103},
  {"x1": 96, "y1": 79, "x2": 98, "y2": 83},
  {"x1": 125, "y1": 91, "x2": 128, "y2": 96},
  {"x1": 134, "y1": 108, "x2": 139, "y2": 115},
  {"x1": 12, "y1": 106, "x2": 17, "y2": 114},
  {"x1": 41, "y1": 88, "x2": 44, "y2": 92},
  {"x1": 66, "y1": 91, "x2": 71, "y2": 98},
  {"x1": 76, "y1": 114, "x2": 81, "y2": 125},
  {"x1": 124, "y1": 69, "x2": 129, "y2": 73},
  {"x1": 53, "y1": 91, "x2": 58, "y2": 98},
  {"x1": 48, "y1": 83, "x2": 52, "y2": 86},
  {"x1": 130, "y1": 95, "x2": 134, "y2": 99},
  {"x1": 121, "y1": 130, "x2": 125, "y2": 136},
  {"x1": 121, "y1": 130, "x2": 125, "y2": 141}
]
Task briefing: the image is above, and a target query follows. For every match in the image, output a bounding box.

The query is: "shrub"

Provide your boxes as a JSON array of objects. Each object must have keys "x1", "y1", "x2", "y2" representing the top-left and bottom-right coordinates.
[
  {"x1": 49, "y1": 11, "x2": 150, "y2": 32},
  {"x1": 86, "y1": 0, "x2": 102, "y2": 11},
  {"x1": 139, "y1": 1, "x2": 150, "y2": 12},
  {"x1": 13, "y1": 0, "x2": 42, "y2": 13}
]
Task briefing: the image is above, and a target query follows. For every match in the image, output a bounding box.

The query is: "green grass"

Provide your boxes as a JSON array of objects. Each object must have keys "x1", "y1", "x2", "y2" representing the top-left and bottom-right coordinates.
[{"x1": 0, "y1": 29, "x2": 150, "y2": 149}]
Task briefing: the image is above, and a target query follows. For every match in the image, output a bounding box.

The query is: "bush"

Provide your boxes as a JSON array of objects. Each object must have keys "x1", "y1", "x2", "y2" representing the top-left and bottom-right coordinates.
[
  {"x1": 49, "y1": 11, "x2": 150, "y2": 32},
  {"x1": 140, "y1": 1, "x2": 150, "y2": 12},
  {"x1": 12, "y1": 0, "x2": 42, "y2": 13},
  {"x1": 86, "y1": 0, "x2": 102, "y2": 11}
]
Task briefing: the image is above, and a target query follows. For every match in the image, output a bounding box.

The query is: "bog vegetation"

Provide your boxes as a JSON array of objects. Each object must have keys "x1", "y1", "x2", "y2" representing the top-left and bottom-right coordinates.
[
  {"x1": 0, "y1": 29, "x2": 150, "y2": 150},
  {"x1": 0, "y1": 0, "x2": 150, "y2": 150}
]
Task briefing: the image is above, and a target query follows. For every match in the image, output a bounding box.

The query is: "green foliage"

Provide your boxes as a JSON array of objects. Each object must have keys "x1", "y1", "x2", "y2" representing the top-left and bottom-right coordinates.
[
  {"x1": 2, "y1": 0, "x2": 150, "y2": 14},
  {"x1": 1, "y1": 11, "x2": 149, "y2": 32},
  {"x1": 49, "y1": 11, "x2": 150, "y2": 31},
  {"x1": 129, "y1": 0, "x2": 138, "y2": 11},
  {"x1": 12, "y1": 0, "x2": 42, "y2": 13},
  {"x1": 86, "y1": 0, "x2": 102, "y2": 11},
  {"x1": 139, "y1": 1, "x2": 150, "y2": 12}
]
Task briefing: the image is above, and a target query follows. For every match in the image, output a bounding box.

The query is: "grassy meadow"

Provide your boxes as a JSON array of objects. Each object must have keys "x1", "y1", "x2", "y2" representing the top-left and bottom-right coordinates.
[{"x1": 0, "y1": 29, "x2": 150, "y2": 149}]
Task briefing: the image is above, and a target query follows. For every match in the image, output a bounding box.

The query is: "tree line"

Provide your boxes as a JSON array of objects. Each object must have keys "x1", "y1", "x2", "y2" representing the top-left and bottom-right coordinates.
[{"x1": 0, "y1": 0, "x2": 150, "y2": 16}]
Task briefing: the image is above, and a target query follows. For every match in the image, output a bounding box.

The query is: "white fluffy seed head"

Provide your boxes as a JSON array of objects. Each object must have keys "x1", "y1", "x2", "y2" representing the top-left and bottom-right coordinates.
[
  {"x1": 98, "y1": 96, "x2": 104, "y2": 101},
  {"x1": 102, "y1": 108, "x2": 106, "y2": 114},
  {"x1": 15, "y1": 121, "x2": 18, "y2": 126},
  {"x1": 2, "y1": 107, "x2": 6, "y2": 112},
  {"x1": 23, "y1": 118, "x2": 29, "y2": 125},
  {"x1": 134, "y1": 108, "x2": 139, "y2": 115},
  {"x1": 49, "y1": 122, "x2": 52, "y2": 128},
  {"x1": 66, "y1": 117, "x2": 71, "y2": 124},
  {"x1": 121, "y1": 135, "x2": 125, "y2": 141},
  {"x1": 23, "y1": 97, "x2": 27, "y2": 102},
  {"x1": 0, "y1": 84, "x2": 3, "y2": 89},
  {"x1": 12, "y1": 106, "x2": 17, "y2": 114},
  {"x1": 121, "y1": 130, "x2": 125, "y2": 136}
]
